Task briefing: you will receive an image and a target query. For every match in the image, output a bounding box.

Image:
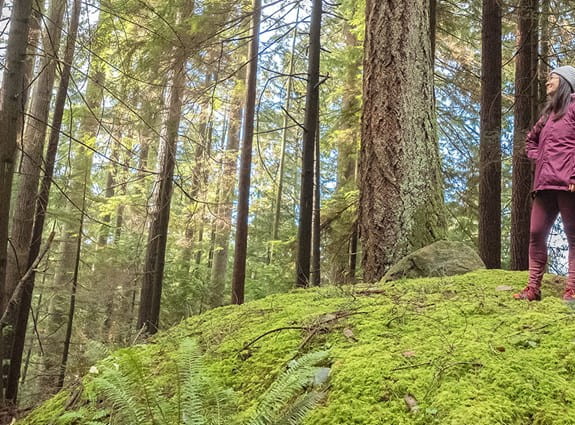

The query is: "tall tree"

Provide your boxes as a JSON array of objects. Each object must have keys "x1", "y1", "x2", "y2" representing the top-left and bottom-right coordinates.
[
  {"x1": 511, "y1": 0, "x2": 538, "y2": 270},
  {"x1": 360, "y1": 0, "x2": 446, "y2": 281},
  {"x1": 8, "y1": 0, "x2": 82, "y2": 403},
  {"x1": 4, "y1": 0, "x2": 66, "y2": 317},
  {"x1": 137, "y1": 8, "x2": 190, "y2": 333},
  {"x1": 478, "y1": 0, "x2": 502, "y2": 269},
  {"x1": 0, "y1": 0, "x2": 35, "y2": 406},
  {"x1": 295, "y1": 0, "x2": 322, "y2": 288},
  {"x1": 231, "y1": 0, "x2": 262, "y2": 304}
]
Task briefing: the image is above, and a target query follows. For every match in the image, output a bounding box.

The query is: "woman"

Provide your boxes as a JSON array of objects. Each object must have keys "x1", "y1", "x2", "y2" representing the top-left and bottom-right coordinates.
[{"x1": 514, "y1": 65, "x2": 575, "y2": 301}]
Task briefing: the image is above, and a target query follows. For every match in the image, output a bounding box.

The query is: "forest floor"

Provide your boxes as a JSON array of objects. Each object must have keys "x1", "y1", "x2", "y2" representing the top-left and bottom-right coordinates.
[{"x1": 16, "y1": 269, "x2": 575, "y2": 425}]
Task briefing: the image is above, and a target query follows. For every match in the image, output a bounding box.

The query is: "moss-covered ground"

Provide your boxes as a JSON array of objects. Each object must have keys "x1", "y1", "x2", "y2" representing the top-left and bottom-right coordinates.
[{"x1": 18, "y1": 270, "x2": 575, "y2": 424}]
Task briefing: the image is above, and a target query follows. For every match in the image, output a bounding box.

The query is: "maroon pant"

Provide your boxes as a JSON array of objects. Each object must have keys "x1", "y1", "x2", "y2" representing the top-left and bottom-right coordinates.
[{"x1": 528, "y1": 190, "x2": 575, "y2": 290}]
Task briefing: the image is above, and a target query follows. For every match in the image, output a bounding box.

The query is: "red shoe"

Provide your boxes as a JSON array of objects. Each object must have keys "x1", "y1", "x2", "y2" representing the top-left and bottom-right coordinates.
[
  {"x1": 513, "y1": 287, "x2": 541, "y2": 301},
  {"x1": 563, "y1": 287, "x2": 575, "y2": 302}
]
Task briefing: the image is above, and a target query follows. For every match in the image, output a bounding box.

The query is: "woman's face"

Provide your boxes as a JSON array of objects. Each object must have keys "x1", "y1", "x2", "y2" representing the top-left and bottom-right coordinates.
[{"x1": 546, "y1": 73, "x2": 560, "y2": 97}]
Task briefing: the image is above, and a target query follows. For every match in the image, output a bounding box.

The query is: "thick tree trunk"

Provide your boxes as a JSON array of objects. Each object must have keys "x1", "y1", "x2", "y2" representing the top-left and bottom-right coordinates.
[
  {"x1": 0, "y1": 0, "x2": 34, "y2": 407},
  {"x1": 4, "y1": 0, "x2": 81, "y2": 405},
  {"x1": 478, "y1": 0, "x2": 502, "y2": 269},
  {"x1": 231, "y1": 0, "x2": 261, "y2": 304},
  {"x1": 538, "y1": 0, "x2": 550, "y2": 106},
  {"x1": 295, "y1": 0, "x2": 322, "y2": 288},
  {"x1": 4, "y1": 0, "x2": 66, "y2": 314},
  {"x1": 0, "y1": 0, "x2": 34, "y2": 319},
  {"x1": 137, "y1": 34, "x2": 188, "y2": 334},
  {"x1": 511, "y1": 0, "x2": 538, "y2": 270},
  {"x1": 360, "y1": 0, "x2": 446, "y2": 281}
]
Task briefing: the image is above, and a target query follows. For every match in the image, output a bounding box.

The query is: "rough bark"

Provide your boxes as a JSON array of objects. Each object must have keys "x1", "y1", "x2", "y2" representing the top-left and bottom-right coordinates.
[
  {"x1": 511, "y1": 0, "x2": 538, "y2": 270},
  {"x1": 310, "y1": 120, "x2": 321, "y2": 287},
  {"x1": 4, "y1": 0, "x2": 81, "y2": 405},
  {"x1": 0, "y1": 0, "x2": 34, "y2": 319},
  {"x1": 295, "y1": 0, "x2": 322, "y2": 288},
  {"x1": 478, "y1": 0, "x2": 502, "y2": 269},
  {"x1": 231, "y1": 0, "x2": 261, "y2": 304},
  {"x1": 0, "y1": 0, "x2": 34, "y2": 406},
  {"x1": 360, "y1": 0, "x2": 446, "y2": 282},
  {"x1": 4, "y1": 0, "x2": 66, "y2": 314}
]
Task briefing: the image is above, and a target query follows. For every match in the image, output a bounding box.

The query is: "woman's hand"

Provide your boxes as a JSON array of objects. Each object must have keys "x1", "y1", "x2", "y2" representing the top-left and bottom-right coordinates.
[{"x1": 570, "y1": 184, "x2": 575, "y2": 192}]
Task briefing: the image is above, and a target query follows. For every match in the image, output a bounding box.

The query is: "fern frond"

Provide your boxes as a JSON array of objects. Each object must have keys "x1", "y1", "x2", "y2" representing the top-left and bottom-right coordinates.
[
  {"x1": 177, "y1": 338, "x2": 206, "y2": 425},
  {"x1": 92, "y1": 368, "x2": 148, "y2": 424},
  {"x1": 247, "y1": 351, "x2": 329, "y2": 425},
  {"x1": 278, "y1": 391, "x2": 326, "y2": 425}
]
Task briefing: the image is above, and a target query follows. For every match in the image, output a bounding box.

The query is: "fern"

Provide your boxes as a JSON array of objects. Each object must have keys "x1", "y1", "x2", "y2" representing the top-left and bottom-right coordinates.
[
  {"x1": 90, "y1": 340, "x2": 328, "y2": 425},
  {"x1": 247, "y1": 351, "x2": 330, "y2": 425}
]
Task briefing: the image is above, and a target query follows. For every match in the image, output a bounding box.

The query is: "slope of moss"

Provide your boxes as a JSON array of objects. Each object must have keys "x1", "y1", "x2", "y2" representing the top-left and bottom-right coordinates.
[{"x1": 18, "y1": 270, "x2": 575, "y2": 424}]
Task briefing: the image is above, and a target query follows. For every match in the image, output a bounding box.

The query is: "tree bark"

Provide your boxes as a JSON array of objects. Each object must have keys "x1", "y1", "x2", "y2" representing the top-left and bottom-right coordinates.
[
  {"x1": 511, "y1": 0, "x2": 538, "y2": 270},
  {"x1": 360, "y1": 0, "x2": 446, "y2": 281},
  {"x1": 310, "y1": 119, "x2": 321, "y2": 287},
  {"x1": 478, "y1": 0, "x2": 502, "y2": 269},
  {"x1": 137, "y1": 21, "x2": 189, "y2": 333},
  {"x1": 0, "y1": 0, "x2": 34, "y2": 321},
  {"x1": 0, "y1": 0, "x2": 34, "y2": 406},
  {"x1": 231, "y1": 0, "x2": 261, "y2": 304},
  {"x1": 4, "y1": 0, "x2": 81, "y2": 404},
  {"x1": 295, "y1": 0, "x2": 322, "y2": 288},
  {"x1": 4, "y1": 0, "x2": 66, "y2": 314}
]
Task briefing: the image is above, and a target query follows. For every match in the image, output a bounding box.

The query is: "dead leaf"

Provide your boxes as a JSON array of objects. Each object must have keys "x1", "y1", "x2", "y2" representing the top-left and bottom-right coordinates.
[
  {"x1": 343, "y1": 328, "x2": 357, "y2": 342},
  {"x1": 404, "y1": 393, "x2": 419, "y2": 413},
  {"x1": 402, "y1": 350, "x2": 416, "y2": 358}
]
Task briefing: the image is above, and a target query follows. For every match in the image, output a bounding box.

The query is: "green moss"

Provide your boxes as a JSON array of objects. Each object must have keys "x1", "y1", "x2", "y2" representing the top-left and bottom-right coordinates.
[{"x1": 18, "y1": 270, "x2": 575, "y2": 424}]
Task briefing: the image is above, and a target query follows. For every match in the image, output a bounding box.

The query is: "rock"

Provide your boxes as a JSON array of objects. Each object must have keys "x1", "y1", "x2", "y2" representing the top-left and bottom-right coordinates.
[{"x1": 382, "y1": 240, "x2": 485, "y2": 282}]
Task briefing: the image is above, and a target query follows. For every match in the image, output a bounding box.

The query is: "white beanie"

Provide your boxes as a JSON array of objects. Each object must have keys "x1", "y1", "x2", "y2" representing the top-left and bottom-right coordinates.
[{"x1": 552, "y1": 65, "x2": 575, "y2": 93}]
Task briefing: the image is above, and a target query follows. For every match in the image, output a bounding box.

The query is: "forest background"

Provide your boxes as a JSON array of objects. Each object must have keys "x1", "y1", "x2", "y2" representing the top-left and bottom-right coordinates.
[{"x1": 0, "y1": 0, "x2": 573, "y2": 415}]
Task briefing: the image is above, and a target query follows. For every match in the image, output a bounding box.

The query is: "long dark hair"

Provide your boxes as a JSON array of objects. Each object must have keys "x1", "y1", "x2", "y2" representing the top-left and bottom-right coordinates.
[{"x1": 543, "y1": 74, "x2": 573, "y2": 120}]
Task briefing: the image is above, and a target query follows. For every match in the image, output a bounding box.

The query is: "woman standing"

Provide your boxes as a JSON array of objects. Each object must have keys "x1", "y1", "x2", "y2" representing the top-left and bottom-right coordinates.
[{"x1": 514, "y1": 65, "x2": 575, "y2": 301}]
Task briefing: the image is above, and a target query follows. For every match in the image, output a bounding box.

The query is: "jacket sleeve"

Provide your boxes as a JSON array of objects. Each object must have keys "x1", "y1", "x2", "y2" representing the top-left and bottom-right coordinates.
[{"x1": 525, "y1": 116, "x2": 546, "y2": 160}]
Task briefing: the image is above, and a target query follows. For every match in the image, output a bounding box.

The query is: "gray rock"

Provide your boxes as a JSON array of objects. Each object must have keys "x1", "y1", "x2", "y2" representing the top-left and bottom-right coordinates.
[{"x1": 382, "y1": 240, "x2": 485, "y2": 282}]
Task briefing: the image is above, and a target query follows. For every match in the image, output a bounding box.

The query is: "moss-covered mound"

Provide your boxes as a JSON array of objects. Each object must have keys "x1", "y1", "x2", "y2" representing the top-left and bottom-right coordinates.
[{"x1": 18, "y1": 270, "x2": 575, "y2": 425}]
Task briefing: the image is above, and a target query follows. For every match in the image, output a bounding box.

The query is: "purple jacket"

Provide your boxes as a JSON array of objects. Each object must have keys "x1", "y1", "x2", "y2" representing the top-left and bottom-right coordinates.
[{"x1": 526, "y1": 95, "x2": 575, "y2": 191}]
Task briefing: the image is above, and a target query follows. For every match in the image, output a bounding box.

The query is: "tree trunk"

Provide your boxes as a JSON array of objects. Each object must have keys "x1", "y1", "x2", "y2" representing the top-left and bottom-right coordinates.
[
  {"x1": 4, "y1": 0, "x2": 66, "y2": 314},
  {"x1": 137, "y1": 21, "x2": 189, "y2": 333},
  {"x1": 295, "y1": 0, "x2": 322, "y2": 288},
  {"x1": 538, "y1": 0, "x2": 550, "y2": 107},
  {"x1": 360, "y1": 0, "x2": 446, "y2": 281},
  {"x1": 4, "y1": 0, "x2": 81, "y2": 404},
  {"x1": 231, "y1": 0, "x2": 261, "y2": 304},
  {"x1": 478, "y1": 0, "x2": 502, "y2": 269},
  {"x1": 40, "y1": 15, "x2": 105, "y2": 394},
  {"x1": 0, "y1": 0, "x2": 34, "y2": 406},
  {"x1": 0, "y1": 0, "x2": 34, "y2": 320},
  {"x1": 511, "y1": 0, "x2": 538, "y2": 270},
  {"x1": 209, "y1": 77, "x2": 244, "y2": 308}
]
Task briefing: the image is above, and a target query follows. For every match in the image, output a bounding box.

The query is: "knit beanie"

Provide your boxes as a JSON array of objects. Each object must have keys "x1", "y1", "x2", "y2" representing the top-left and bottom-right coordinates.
[{"x1": 552, "y1": 65, "x2": 575, "y2": 93}]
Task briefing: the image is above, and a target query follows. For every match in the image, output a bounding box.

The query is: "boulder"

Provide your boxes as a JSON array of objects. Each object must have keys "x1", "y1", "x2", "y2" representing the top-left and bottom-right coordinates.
[{"x1": 382, "y1": 240, "x2": 485, "y2": 282}]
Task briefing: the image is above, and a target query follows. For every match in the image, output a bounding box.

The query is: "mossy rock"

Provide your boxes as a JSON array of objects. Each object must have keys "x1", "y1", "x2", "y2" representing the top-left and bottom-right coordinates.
[
  {"x1": 382, "y1": 240, "x2": 485, "y2": 282},
  {"x1": 16, "y1": 270, "x2": 575, "y2": 425}
]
